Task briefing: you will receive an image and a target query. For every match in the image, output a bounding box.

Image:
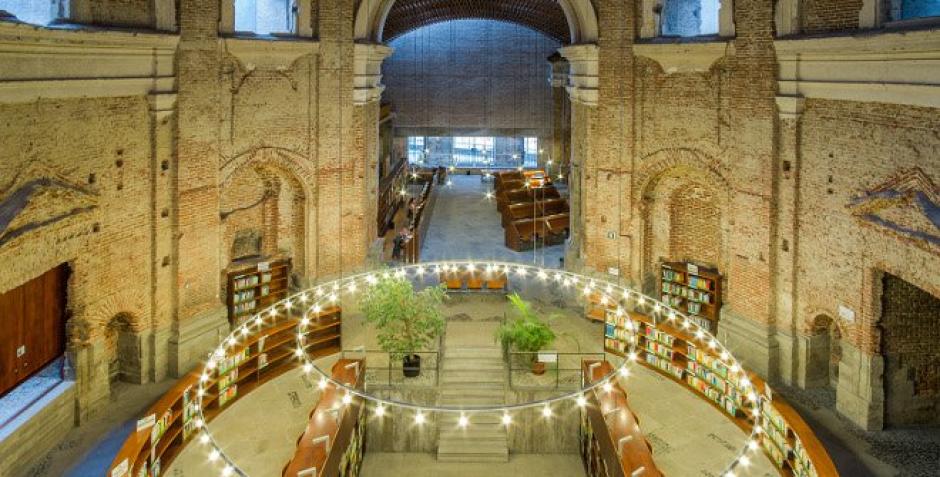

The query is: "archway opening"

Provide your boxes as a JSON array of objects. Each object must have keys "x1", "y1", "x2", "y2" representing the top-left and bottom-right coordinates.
[
  {"x1": 807, "y1": 314, "x2": 841, "y2": 391},
  {"x1": 104, "y1": 313, "x2": 138, "y2": 390}
]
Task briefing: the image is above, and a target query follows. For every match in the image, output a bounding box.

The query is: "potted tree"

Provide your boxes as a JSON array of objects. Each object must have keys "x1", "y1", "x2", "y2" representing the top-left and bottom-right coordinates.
[
  {"x1": 495, "y1": 293, "x2": 556, "y2": 375},
  {"x1": 359, "y1": 273, "x2": 446, "y2": 377}
]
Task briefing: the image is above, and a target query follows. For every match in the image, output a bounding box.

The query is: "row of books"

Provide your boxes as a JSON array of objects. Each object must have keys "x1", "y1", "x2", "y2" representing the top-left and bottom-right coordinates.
[
  {"x1": 661, "y1": 294, "x2": 684, "y2": 308},
  {"x1": 605, "y1": 323, "x2": 633, "y2": 343},
  {"x1": 643, "y1": 324, "x2": 676, "y2": 347},
  {"x1": 687, "y1": 275, "x2": 714, "y2": 291},
  {"x1": 644, "y1": 341, "x2": 674, "y2": 361},
  {"x1": 685, "y1": 374, "x2": 740, "y2": 416},
  {"x1": 217, "y1": 348, "x2": 250, "y2": 376},
  {"x1": 233, "y1": 300, "x2": 256, "y2": 316},
  {"x1": 218, "y1": 385, "x2": 238, "y2": 407},
  {"x1": 661, "y1": 268, "x2": 685, "y2": 283},
  {"x1": 661, "y1": 282, "x2": 713, "y2": 303},
  {"x1": 218, "y1": 368, "x2": 238, "y2": 391},
  {"x1": 233, "y1": 274, "x2": 260, "y2": 290},
  {"x1": 687, "y1": 362, "x2": 744, "y2": 405},
  {"x1": 645, "y1": 352, "x2": 684, "y2": 380}
]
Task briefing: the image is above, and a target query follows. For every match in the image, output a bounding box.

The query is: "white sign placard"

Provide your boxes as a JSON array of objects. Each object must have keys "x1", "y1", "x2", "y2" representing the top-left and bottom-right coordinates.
[
  {"x1": 687, "y1": 263, "x2": 699, "y2": 275},
  {"x1": 538, "y1": 352, "x2": 558, "y2": 363},
  {"x1": 607, "y1": 267, "x2": 620, "y2": 277},
  {"x1": 110, "y1": 458, "x2": 129, "y2": 477},
  {"x1": 297, "y1": 467, "x2": 318, "y2": 477},
  {"x1": 838, "y1": 304, "x2": 856, "y2": 323},
  {"x1": 257, "y1": 261, "x2": 270, "y2": 272},
  {"x1": 136, "y1": 414, "x2": 156, "y2": 432}
]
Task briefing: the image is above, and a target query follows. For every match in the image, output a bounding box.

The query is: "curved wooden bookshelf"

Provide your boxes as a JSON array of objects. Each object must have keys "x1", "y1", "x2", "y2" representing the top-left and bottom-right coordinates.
[
  {"x1": 107, "y1": 307, "x2": 342, "y2": 477},
  {"x1": 580, "y1": 360, "x2": 664, "y2": 477},
  {"x1": 601, "y1": 310, "x2": 839, "y2": 477}
]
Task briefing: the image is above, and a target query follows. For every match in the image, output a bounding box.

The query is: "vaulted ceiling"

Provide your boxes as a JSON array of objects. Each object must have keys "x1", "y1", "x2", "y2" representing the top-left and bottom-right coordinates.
[{"x1": 382, "y1": 0, "x2": 571, "y2": 43}]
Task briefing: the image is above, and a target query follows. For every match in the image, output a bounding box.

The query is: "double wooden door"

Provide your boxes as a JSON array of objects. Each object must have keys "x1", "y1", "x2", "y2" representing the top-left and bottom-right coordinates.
[{"x1": 0, "y1": 264, "x2": 69, "y2": 397}]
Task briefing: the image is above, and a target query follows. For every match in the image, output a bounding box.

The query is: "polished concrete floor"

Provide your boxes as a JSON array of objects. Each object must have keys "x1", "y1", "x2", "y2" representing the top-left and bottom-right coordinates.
[{"x1": 419, "y1": 174, "x2": 566, "y2": 268}]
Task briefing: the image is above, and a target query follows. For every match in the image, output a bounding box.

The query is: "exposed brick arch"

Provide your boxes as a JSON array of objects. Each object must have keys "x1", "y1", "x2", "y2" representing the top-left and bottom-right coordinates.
[
  {"x1": 635, "y1": 148, "x2": 733, "y2": 293},
  {"x1": 220, "y1": 146, "x2": 315, "y2": 197}
]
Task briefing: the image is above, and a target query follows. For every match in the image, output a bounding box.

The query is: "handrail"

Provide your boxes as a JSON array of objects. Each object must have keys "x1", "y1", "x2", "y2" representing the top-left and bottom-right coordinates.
[
  {"x1": 340, "y1": 349, "x2": 441, "y2": 388},
  {"x1": 506, "y1": 351, "x2": 606, "y2": 391}
]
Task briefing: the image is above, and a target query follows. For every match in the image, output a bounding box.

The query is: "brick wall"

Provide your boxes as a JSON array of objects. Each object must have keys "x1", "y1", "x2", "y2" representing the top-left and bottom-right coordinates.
[
  {"x1": 881, "y1": 274, "x2": 940, "y2": 426},
  {"x1": 669, "y1": 184, "x2": 722, "y2": 267},
  {"x1": 801, "y1": 0, "x2": 863, "y2": 34}
]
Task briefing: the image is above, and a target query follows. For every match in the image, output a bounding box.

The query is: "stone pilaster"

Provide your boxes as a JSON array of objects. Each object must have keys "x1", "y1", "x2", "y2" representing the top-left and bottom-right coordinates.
[{"x1": 836, "y1": 342, "x2": 885, "y2": 430}]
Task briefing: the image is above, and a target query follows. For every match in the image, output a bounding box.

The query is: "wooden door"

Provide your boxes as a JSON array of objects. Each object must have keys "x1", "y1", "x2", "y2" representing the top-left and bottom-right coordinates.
[{"x1": 0, "y1": 264, "x2": 69, "y2": 397}]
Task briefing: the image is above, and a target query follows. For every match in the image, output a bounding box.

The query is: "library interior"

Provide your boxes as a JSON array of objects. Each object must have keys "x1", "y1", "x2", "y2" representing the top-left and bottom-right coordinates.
[{"x1": 1, "y1": 0, "x2": 939, "y2": 476}]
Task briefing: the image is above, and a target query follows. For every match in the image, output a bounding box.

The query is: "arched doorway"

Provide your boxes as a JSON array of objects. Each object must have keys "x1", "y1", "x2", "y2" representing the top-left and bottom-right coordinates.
[
  {"x1": 807, "y1": 314, "x2": 841, "y2": 391},
  {"x1": 103, "y1": 313, "x2": 139, "y2": 390}
]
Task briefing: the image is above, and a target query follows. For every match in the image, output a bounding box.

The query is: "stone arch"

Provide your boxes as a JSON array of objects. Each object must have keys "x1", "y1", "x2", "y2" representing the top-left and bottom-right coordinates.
[
  {"x1": 805, "y1": 313, "x2": 843, "y2": 390},
  {"x1": 635, "y1": 148, "x2": 733, "y2": 292},
  {"x1": 353, "y1": 0, "x2": 599, "y2": 44},
  {"x1": 220, "y1": 147, "x2": 313, "y2": 278},
  {"x1": 103, "y1": 312, "x2": 140, "y2": 387}
]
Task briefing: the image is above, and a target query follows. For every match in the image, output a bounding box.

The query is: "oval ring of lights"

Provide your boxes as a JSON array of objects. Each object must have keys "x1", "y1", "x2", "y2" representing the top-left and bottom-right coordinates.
[{"x1": 193, "y1": 261, "x2": 765, "y2": 477}]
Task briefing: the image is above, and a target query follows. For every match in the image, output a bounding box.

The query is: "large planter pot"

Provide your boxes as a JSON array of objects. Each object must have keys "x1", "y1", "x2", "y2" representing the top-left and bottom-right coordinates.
[
  {"x1": 403, "y1": 354, "x2": 421, "y2": 377},
  {"x1": 531, "y1": 361, "x2": 546, "y2": 376}
]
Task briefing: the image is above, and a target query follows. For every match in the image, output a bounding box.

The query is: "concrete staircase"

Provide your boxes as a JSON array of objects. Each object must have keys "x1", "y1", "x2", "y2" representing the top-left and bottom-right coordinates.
[{"x1": 437, "y1": 346, "x2": 509, "y2": 462}]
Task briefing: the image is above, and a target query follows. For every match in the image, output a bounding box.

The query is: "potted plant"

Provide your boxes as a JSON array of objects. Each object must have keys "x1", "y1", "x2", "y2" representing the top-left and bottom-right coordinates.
[
  {"x1": 495, "y1": 293, "x2": 556, "y2": 375},
  {"x1": 359, "y1": 273, "x2": 446, "y2": 377}
]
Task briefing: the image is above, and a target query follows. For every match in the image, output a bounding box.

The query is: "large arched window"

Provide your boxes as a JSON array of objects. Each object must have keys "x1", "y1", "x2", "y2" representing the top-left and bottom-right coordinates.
[{"x1": 0, "y1": 0, "x2": 64, "y2": 25}]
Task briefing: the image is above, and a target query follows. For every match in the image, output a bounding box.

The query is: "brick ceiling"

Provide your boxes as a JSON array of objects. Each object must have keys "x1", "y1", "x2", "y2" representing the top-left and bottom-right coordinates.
[{"x1": 382, "y1": 0, "x2": 570, "y2": 43}]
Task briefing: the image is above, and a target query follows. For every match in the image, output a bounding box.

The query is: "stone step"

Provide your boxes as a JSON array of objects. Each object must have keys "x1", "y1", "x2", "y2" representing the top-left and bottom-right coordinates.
[
  {"x1": 442, "y1": 358, "x2": 505, "y2": 371},
  {"x1": 438, "y1": 413, "x2": 504, "y2": 425},
  {"x1": 437, "y1": 442, "x2": 509, "y2": 463},
  {"x1": 436, "y1": 452, "x2": 509, "y2": 463},
  {"x1": 441, "y1": 370, "x2": 504, "y2": 383},
  {"x1": 439, "y1": 429, "x2": 507, "y2": 441},
  {"x1": 444, "y1": 347, "x2": 503, "y2": 359},
  {"x1": 439, "y1": 394, "x2": 506, "y2": 406}
]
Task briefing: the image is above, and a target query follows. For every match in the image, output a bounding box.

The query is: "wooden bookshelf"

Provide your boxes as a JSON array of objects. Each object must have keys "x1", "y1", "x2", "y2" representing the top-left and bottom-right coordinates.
[
  {"x1": 660, "y1": 261, "x2": 722, "y2": 332},
  {"x1": 377, "y1": 157, "x2": 408, "y2": 237},
  {"x1": 282, "y1": 358, "x2": 366, "y2": 477},
  {"x1": 226, "y1": 257, "x2": 292, "y2": 326},
  {"x1": 108, "y1": 307, "x2": 342, "y2": 477},
  {"x1": 602, "y1": 309, "x2": 838, "y2": 477},
  {"x1": 580, "y1": 360, "x2": 663, "y2": 477}
]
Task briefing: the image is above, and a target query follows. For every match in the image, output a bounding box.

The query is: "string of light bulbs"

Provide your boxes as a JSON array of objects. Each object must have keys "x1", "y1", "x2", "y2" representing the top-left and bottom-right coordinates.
[{"x1": 192, "y1": 261, "x2": 772, "y2": 477}]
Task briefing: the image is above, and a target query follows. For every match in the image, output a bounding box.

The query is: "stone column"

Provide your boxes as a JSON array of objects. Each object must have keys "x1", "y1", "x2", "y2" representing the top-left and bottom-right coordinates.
[
  {"x1": 547, "y1": 52, "x2": 570, "y2": 177},
  {"x1": 557, "y1": 44, "x2": 599, "y2": 271},
  {"x1": 148, "y1": 92, "x2": 177, "y2": 383},
  {"x1": 770, "y1": 95, "x2": 804, "y2": 386}
]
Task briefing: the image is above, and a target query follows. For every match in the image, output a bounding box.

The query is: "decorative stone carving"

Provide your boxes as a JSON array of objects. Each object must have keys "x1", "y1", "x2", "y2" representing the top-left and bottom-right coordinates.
[
  {"x1": 558, "y1": 44, "x2": 598, "y2": 106},
  {"x1": 0, "y1": 163, "x2": 98, "y2": 248},
  {"x1": 847, "y1": 167, "x2": 940, "y2": 252},
  {"x1": 633, "y1": 41, "x2": 734, "y2": 74},
  {"x1": 353, "y1": 43, "x2": 394, "y2": 105}
]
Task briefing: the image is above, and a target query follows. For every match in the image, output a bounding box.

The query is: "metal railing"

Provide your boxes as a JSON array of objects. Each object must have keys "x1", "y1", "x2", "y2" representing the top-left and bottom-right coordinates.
[
  {"x1": 506, "y1": 351, "x2": 606, "y2": 391},
  {"x1": 340, "y1": 349, "x2": 441, "y2": 388}
]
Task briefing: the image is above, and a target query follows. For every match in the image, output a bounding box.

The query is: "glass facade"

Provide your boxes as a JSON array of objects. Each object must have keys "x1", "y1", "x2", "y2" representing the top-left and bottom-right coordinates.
[{"x1": 407, "y1": 136, "x2": 540, "y2": 169}]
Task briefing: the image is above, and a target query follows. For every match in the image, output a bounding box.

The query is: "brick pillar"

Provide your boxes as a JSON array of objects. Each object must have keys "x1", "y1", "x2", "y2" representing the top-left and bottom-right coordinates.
[
  {"x1": 262, "y1": 182, "x2": 280, "y2": 257},
  {"x1": 170, "y1": 0, "x2": 230, "y2": 377}
]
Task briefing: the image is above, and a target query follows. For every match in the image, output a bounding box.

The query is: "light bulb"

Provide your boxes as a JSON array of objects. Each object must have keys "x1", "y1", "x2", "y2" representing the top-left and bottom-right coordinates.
[
  {"x1": 619, "y1": 367, "x2": 630, "y2": 378},
  {"x1": 502, "y1": 413, "x2": 512, "y2": 426},
  {"x1": 747, "y1": 440, "x2": 759, "y2": 451},
  {"x1": 375, "y1": 404, "x2": 386, "y2": 417},
  {"x1": 576, "y1": 395, "x2": 587, "y2": 407},
  {"x1": 208, "y1": 449, "x2": 220, "y2": 461},
  {"x1": 415, "y1": 411, "x2": 425, "y2": 425},
  {"x1": 542, "y1": 406, "x2": 552, "y2": 418},
  {"x1": 318, "y1": 378, "x2": 328, "y2": 390},
  {"x1": 222, "y1": 465, "x2": 233, "y2": 477},
  {"x1": 602, "y1": 382, "x2": 613, "y2": 393},
  {"x1": 199, "y1": 433, "x2": 210, "y2": 444},
  {"x1": 739, "y1": 456, "x2": 750, "y2": 467},
  {"x1": 303, "y1": 363, "x2": 313, "y2": 373},
  {"x1": 342, "y1": 393, "x2": 352, "y2": 405},
  {"x1": 458, "y1": 414, "x2": 469, "y2": 428}
]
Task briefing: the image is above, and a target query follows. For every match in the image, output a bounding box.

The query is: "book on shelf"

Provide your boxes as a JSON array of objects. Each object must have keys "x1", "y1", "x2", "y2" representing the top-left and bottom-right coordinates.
[
  {"x1": 258, "y1": 353, "x2": 269, "y2": 369},
  {"x1": 151, "y1": 457, "x2": 161, "y2": 477},
  {"x1": 218, "y1": 385, "x2": 238, "y2": 407}
]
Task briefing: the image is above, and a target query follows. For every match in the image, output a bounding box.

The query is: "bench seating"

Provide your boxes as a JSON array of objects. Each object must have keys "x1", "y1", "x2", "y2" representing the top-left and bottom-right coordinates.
[
  {"x1": 504, "y1": 213, "x2": 570, "y2": 251},
  {"x1": 500, "y1": 198, "x2": 569, "y2": 227},
  {"x1": 439, "y1": 270, "x2": 508, "y2": 292}
]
